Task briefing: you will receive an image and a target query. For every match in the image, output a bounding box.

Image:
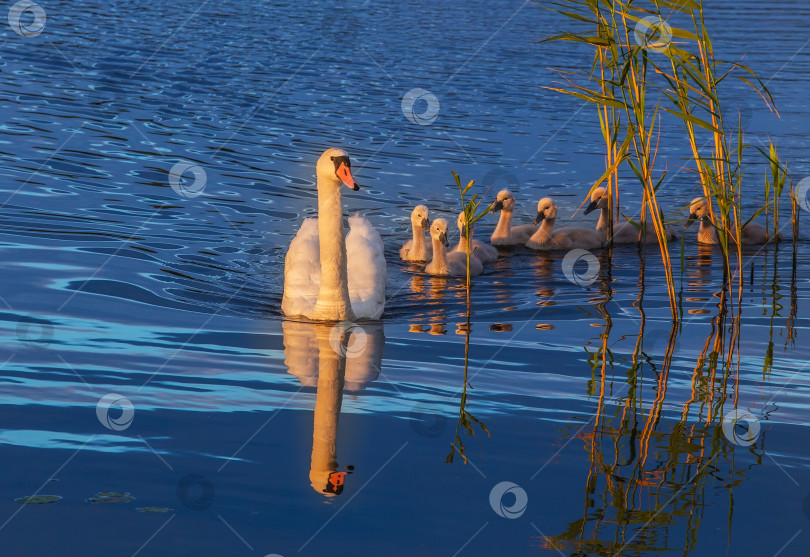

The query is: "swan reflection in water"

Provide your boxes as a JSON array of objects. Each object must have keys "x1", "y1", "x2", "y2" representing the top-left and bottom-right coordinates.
[{"x1": 282, "y1": 320, "x2": 384, "y2": 496}]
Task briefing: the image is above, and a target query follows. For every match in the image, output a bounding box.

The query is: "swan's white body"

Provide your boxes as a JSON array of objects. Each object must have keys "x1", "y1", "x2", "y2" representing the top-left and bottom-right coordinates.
[
  {"x1": 282, "y1": 148, "x2": 386, "y2": 321},
  {"x1": 454, "y1": 212, "x2": 498, "y2": 264},
  {"x1": 400, "y1": 205, "x2": 432, "y2": 262},
  {"x1": 425, "y1": 218, "x2": 482, "y2": 277},
  {"x1": 526, "y1": 197, "x2": 604, "y2": 251},
  {"x1": 490, "y1": 189, "x2": 536, "y2": 246},
  {"x1": 585, "y1": 187, "x2": 679, "y2": 244},
  {"x1": 686, "y1": 197, "x2": 781, "y2": 245}
]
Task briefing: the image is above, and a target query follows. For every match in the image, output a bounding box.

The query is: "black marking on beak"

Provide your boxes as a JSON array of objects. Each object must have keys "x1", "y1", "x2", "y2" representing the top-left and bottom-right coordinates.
[
  {"x1": 584, "y1": 200, "x2": 598, "y2": 215},
  {"x1": 490, "y1": 200, "x2": 504, "y2": 213},
  {"x1": 439, "y1": 232, "x2": 448, "y2": 247},
  {"x1": 684, "y1": 213, "x2": 697, "y2": 229},
  {"x1": 331, "y1": 155, "x2": 349, "y2": 169},
  {"x1": 333, "y1": 155, "x2": 360, "y2": 190},
  {"x1": 532, "y1": 211, "x2": 544, "y2": 227},
  {"x1": 421, "y1": 218, "x2": 429, "y2": 229}
]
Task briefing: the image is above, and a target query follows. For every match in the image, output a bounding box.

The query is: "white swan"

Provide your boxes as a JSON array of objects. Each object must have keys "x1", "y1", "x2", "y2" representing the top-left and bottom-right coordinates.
[
  {"x1": 584, "y1": 187, "x2": 679, "y2": 243},
  {"x1": 455, "y1": 212, "x2": 498, "y2": 264},
  {"x1": 685, "y1": 197, "x2": 782, "y2": 245},
  {"x1": 425, "y1": 218, "x2": 483, "y2": 277},
  {"x1": 490, "y1": 189, "x2": 536, "y2": 245},
  {"x1": 399, "y1": 205, "x2": 432, "y2": 262},
  {"x1": 526, "y1": 197, "x2": 604, "y2": 251},
  {"x1": 282, "y1": 148, "x2": 386, "y2": 321}
]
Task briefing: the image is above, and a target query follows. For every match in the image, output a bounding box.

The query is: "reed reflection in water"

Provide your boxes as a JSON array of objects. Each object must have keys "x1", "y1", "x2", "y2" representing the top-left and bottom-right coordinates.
[{"x1": 541, "y1": 243, "x2": 800, "y2": 555}]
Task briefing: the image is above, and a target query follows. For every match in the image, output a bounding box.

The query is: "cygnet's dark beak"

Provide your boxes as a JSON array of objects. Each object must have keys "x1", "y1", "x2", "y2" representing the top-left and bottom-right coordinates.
[
  {"x1": 439, "y1": 232, "x2": 448, "y2": 247},
  {"x1": 421, "y1": 218, "x2": 429, "y2": 229},
  {"x1": 532, "y1": 211, "x2": 545, "y2": 227},
  {"x1": 490, "y1": 200, "x2": 504, "y2": 213},
  {"x1": 684, "y1": 213, "x2": 697, "y2": 229},
  {"x1": 584, "y1": 200, "x2": 598, "y2": 215}
]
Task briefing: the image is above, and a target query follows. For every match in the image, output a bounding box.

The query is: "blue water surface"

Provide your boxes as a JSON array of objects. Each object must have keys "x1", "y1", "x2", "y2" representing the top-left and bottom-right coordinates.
[{"x1": 1, "y1": 0, "x2": 809, "y2": 555}]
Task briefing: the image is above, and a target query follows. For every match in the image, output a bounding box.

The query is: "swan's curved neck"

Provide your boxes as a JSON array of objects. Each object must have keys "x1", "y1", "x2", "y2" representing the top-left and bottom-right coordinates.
[
  {"x1": 313, "y1": 177, "x2": 355, "y2": 321},
  {"x1": 411, "y1": 222, "x2": 426, "y2": 256},
  {"x1": 456, "y1": 227, "x2": 474, "y2": 253},
  {"x1": 492, "y1": 210, "x2": 513, "y2": 241},
  {"x1": 597, "y1": 207, "x2": 609, "y2": 231},
  {"x1": 536, "y1": 217, "x2": 555, "y2": 243},
  {"x1": 429, "y1": 237, "x2": 449, "y2": 274},
  {"x1": 699, "y1": 218, "x2": 717, "y2": 244}
]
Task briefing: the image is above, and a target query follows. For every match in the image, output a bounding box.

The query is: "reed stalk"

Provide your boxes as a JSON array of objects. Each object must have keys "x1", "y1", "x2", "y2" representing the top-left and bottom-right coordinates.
[
  {"x1": 542, "y1": 0, "x2": 780, "y2": 320},
  {"x1": 542, "y1": 0, "x2": 680, "y2": 320},
  {"x1": 446, "y1": 171, "x2": 492, "y2": 463}
]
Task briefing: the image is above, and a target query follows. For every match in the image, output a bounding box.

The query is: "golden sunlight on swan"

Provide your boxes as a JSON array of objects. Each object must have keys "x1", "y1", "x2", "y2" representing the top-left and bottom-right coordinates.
[{"x1": 282, "y1": 148, "x2": 386, "y2": 321}]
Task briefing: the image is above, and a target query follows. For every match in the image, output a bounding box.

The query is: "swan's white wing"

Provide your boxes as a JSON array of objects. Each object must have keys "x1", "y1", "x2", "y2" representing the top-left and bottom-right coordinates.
[
  {"x1": 471, "y1": 239, "x2": 499, "y2": 263},
  {"x1": 615, "y1": 222, "x2": 679, "y2": 243},
  {"x1": 281, "y1": 218, "x2": 321, "y2": 318},
  {"x1": 609, "y1": 222, "x2": 662, "y2": 244},
  {"x1": 665, "y1": 225, "x2": 680, "y2": 241},
  {"x1": 741, "y1": 221, "x2": 780, "y2": 244},
  {"x1": 511, "y1": 224, "x2": 536, "y2": 244},
  {"x1": 609, "y1": 222, "x2": 642, "y2": 244},
  {"x1": 643, "y1": 221, "x2": 680, "y2": 243},
  {"x1": 346, "y1": 215, "x2": 387, "y2": 319},
  {"x1": 447, "y1": 250, "x2": 483, "y2": 276},
  {"x1": 552, "y1": 227, "x2": 603, "y2": 250}
]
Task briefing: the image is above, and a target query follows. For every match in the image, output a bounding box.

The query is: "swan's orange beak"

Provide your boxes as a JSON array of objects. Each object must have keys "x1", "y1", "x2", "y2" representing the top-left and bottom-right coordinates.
[{"x1": 337, "y1": 163, "x2": 360, "y2": 191}]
